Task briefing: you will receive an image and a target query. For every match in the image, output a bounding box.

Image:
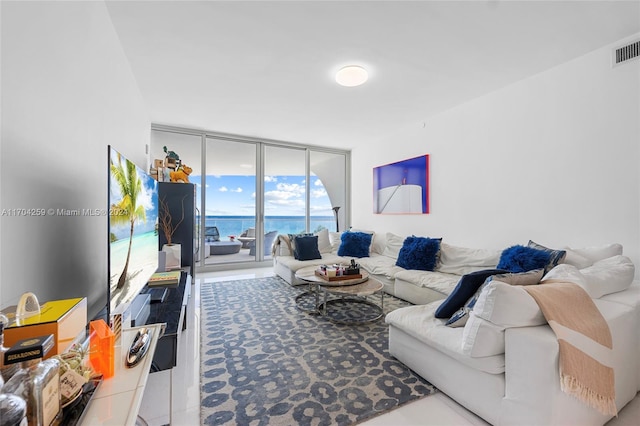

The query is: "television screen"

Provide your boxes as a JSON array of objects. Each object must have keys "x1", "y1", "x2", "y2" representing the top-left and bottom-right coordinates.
[{"x1": 108, "y1": 146, "x2": 158, "y2": 317}]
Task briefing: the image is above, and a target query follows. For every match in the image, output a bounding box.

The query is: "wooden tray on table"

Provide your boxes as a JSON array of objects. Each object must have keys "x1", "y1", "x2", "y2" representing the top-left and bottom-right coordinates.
[{"x1": 315, "y1": 270, "x2": 363, "y2": 281}]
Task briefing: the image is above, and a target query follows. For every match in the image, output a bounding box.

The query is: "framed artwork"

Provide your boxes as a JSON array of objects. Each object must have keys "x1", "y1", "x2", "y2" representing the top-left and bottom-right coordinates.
[{"x1": 373, "y1": 154, "x2": 429, "y2": 214}]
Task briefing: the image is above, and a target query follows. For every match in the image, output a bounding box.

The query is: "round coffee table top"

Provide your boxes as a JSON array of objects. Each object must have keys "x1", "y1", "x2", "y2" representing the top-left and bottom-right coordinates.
[
  {"x1": 322, "y1": 279, "x2": 383, "y2": 297},
  {"x1": 295, "y1": 265, "x2": 369, "y2": 287}
]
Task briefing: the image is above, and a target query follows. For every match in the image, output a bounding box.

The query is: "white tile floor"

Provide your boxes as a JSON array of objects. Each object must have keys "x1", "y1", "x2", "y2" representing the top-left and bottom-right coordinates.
[{"x1": 138, "y1": 267, "x2": 640, "y2": 425}]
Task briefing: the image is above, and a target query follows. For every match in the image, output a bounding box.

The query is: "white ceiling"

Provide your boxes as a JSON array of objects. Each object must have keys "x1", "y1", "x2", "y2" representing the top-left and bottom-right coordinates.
[{"x1": 106, "y1": 1, "x2": 640, "y2": 151}]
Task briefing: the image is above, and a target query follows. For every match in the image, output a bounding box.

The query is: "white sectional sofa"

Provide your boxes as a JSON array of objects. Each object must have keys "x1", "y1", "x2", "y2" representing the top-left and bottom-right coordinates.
[
  {"x1": 386, "y1": 249, "x2": 640, "y2": 425},
  {"x1": 273, "y1": 230, "x2": 640, "y2": 425},
  {"x1": 273, "y1": 230, "x2": 500, "y2": 305}
]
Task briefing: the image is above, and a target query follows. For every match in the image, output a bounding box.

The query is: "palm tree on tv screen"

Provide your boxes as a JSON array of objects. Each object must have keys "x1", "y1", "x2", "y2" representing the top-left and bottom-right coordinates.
[{"x1": 111, "y1": 153, "x2": 147, "y2": 290}]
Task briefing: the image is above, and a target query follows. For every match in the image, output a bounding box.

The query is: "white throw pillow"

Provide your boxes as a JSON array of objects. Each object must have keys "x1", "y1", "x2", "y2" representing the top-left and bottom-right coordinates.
[
  {"x1": 274, "y1": 234, "x2": 294, "y2": 256},
  {"x1": 578, "y1": 255, "x2": 635, "y2": 298},
  {"x1": 543, "y1": 259, "x2": 634, "y2": 299},
  {"x1": 562, "y1": 249, "x2": 593, "y2": 269},
  {"x1": 437, "y1": 243, "x2": 501, "y2": 275},
  {"x1": 566, "y1": 243, "x2": 623, "y2": 263},
  {"x1": 315, "y1": 228, "x2": 332, "y2": 254},
  {"x1": 461, "y1": 313, "x2": 505, "y2": 357},
  {"x1": 542, "y1": 263, "x2": 588, "y2": 287},
  {"x1": 382, "y1": 232, "x2": 405, "y2": 259},
  {"x1": 472, "y1": 281, "x2": 546, "y2": 328},
  {"x1": 329, "y1": 232, "x2": 342, "y2": 253}
]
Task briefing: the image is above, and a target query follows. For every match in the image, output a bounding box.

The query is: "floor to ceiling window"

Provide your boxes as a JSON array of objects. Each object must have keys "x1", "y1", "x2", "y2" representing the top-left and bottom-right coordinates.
[
  {"x1": 204, "y1": 137, "x2": 257, "y2": 264},
  {"x1": 151, "y1": 125, "x2": 350, "y2": 272},
  {"x1": 310, "y1": 150, "x2": 346, "y2": 234}
]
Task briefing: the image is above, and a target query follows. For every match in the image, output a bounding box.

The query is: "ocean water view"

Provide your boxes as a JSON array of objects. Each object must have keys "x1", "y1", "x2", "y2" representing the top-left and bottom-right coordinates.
[{"x1": 199, "y1": 216, "x2": 335, "y2": 238}]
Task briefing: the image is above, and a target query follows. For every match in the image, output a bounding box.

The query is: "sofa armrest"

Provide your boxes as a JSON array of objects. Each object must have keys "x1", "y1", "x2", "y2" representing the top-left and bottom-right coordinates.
[
  {"x1": 501, "y1": 325, "x2": 566, "y2": 424},
  {"x1": 498, "y1": 316, "x2": 624, "y2": 425}
]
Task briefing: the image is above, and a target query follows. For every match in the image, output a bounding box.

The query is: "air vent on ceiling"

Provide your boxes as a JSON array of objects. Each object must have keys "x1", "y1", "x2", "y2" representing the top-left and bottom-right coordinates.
[{"x1": 612, "y1": 40, "x2": 640, "y2": 67}]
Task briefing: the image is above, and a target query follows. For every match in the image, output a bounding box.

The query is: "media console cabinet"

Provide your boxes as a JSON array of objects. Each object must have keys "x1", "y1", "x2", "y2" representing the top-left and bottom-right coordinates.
[
  {"x1": 142, "y1": 271, "x2": 191, "y2": 371},
  {"x1": 72, "y1": 273, "x2": 191, "y2": 425},
  {"x1": 80, "y1": 323, "x2": 163, "y2": 425}
]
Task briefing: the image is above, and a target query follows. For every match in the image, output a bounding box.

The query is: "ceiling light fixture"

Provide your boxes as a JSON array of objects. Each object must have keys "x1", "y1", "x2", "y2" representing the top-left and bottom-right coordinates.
[{"x1": 335, "y1": 65, "x2": 368, "y2": 87}]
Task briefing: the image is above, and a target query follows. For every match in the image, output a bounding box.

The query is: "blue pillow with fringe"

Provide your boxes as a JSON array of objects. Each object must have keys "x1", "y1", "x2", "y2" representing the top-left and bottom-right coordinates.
[
  {"x1": 337, "y1": 231, "x2": 372, "y2": 258},
  {"x1": 497, "y1": 245, "x2": 552, "y2": 273},
  {"x1": 395, "y1": 236, "x2": 442, "y2": 271}
]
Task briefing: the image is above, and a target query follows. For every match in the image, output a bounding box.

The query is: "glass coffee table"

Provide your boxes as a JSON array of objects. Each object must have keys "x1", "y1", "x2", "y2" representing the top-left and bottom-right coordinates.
[{"x1": 294, "y1": 265, "x2": 384, "y2": 324}]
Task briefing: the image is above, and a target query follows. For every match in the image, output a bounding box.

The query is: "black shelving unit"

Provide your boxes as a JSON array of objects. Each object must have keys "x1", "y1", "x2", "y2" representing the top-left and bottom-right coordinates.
[{"x1": 158, "y1": 182, "x2": 195, "y2": 278}]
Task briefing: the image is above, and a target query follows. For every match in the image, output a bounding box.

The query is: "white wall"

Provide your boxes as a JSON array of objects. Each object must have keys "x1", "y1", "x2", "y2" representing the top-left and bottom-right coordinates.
[
  {"x1": 0, "y1": 1, "x2": 149, "y2": 318},
  {"x1": 352, "y1": 34, "x2": 640, "y2": 273}
]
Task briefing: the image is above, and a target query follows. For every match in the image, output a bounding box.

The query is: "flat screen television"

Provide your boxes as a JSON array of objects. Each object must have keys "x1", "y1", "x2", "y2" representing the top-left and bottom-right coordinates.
[{"x1": 107, "y1": 145, "x2": 159, "y2": 320}]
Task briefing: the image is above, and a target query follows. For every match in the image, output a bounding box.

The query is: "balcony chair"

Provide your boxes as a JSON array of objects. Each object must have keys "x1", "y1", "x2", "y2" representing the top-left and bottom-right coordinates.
[
  {"x1": 248, "y1": 230, "x2": 278, "y2": 256},
  {"x1": 237, "y1": 227, "x2": 256, "y2": 248},
  {"x1": 205, "y1": 226, "x2": 220, "y2": 242}
]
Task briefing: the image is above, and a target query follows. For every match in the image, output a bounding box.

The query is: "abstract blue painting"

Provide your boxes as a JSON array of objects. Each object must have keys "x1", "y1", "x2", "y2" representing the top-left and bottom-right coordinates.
[{"x1": 373, "y1": 155, "x2": 429, "y2": 214}]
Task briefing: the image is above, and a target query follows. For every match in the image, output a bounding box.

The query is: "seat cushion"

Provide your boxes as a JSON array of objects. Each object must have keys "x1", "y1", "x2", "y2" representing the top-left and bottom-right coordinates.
[
  {"x1": 393, "y1": 269, "x2": 460, "y2": 295},
  {"x1": 275, "y1": 253, "x2": 345, "y2": 272},
  {"x1": 357, "y1": 254, "x2": 404, "y2": 278},
  {"x1": 385, "y1": 302, "x2": 505, "y2": 374}
]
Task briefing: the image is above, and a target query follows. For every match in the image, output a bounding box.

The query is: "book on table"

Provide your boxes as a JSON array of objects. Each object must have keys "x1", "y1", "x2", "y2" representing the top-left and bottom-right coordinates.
[{"x1": 148, "y1": 270, "x2": 181, "y2": 286}]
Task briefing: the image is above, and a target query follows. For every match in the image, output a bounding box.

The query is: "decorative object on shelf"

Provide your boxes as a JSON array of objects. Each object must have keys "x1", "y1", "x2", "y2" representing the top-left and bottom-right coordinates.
[
  {"x1": 53, "y1": 342, "x2": 97, "y2": 408},
  {"x1": 169, "y1": 164, "x2": 192, "y2": 183},
  {"x1": 148, "y1": 270, "x2": 181, "y2": 286},
  {"x1": 89, "y1": 320, "x2": 115, "y2": 379},
  {"x1": 125, "y1": 327, "x2": 152, "y2": 368},
  {"x1": 3, "y1": 334, "x2": 63, "y2": 426},
  {"x1": 1, "y1": 297, "x2": 88, "y2": 358},
  {"x1": 163, "y1": 146, "x2": 181, "y2": 170},
  {"x1": 373, "y1": 154, "x2": 430, "y2": 214},
  {"x1": 332, "y1": 206, "x2": 340, "y2": 232},
  {"x1": 15, "y1": 292, "x2": 41, "y2": 322},
  {"x1": 162, "y1": 244, "x2": 181, "y2": 270},
  {"x1": 159, "y1": 193, "x2": 188, "y2": 270}
]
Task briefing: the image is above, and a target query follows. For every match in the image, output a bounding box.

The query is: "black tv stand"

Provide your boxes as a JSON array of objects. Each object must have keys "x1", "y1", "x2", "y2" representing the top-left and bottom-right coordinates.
[
  {"x1": 148, "y1": 287, "x2": 168, "y2": 304},
  {"x1": 140, "y1": 271, "x2": 191, "y2": 371}
]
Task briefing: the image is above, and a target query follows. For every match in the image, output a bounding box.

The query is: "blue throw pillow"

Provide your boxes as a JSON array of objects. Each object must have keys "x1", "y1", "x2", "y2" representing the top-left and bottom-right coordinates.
[
  {"x1": 395, "y1": 236, "x2": 442, "y2": 271},
  {"x1": 294, "y1": 235, "x2": 322, "y2": 261},
  {"x1": 497, "y1": 245, "x2": 552, "y2": 273},
  {"x1": 337, "y1": 232, "x2": 372, "y2": 258},
  {"x1": 434, "y1": 269, "x2": 507, "y2": 319},
  {"x1": 527, "y1": 240, "x2": 567, "y2": 273}
]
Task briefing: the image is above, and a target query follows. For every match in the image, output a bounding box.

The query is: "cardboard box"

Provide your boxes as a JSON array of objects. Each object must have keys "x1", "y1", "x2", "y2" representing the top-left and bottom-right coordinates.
[{"x1": 2, "y1": 298, "x2": 87, "y2": 359}]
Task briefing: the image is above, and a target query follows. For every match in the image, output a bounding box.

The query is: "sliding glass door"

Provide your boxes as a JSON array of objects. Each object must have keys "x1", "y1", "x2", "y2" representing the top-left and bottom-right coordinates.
[
  {"x1": 204, "y1": 137, "x2": 257, "y2": 265},
  {"x1": 151, "y1": 125, "x2": 350, "y2": 272},
  {"x1": 262, "y1": 145, "x2": 306, "y2": 258}
]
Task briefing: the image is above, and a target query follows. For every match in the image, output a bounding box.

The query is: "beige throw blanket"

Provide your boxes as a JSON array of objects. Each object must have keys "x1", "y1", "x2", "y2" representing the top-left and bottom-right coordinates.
[{"x1": 523, "y1": 280, "x2": 617, "y2": 416}]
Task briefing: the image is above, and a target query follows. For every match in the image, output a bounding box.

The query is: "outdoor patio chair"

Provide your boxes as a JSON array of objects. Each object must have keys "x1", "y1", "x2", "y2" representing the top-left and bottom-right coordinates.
[
  {"x1": 238, "y1": 227, "x2": 256, "y2": 248},
  {"x1": 205, "y1": 226, "x2": 220, "y2": 242},
  {"x1": 248, "y1": 230, "x2": 278, "y2": 256}
]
